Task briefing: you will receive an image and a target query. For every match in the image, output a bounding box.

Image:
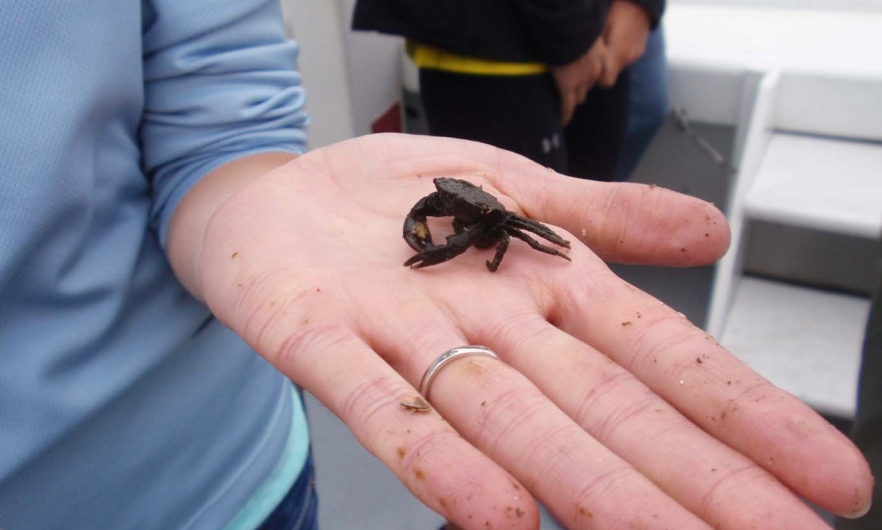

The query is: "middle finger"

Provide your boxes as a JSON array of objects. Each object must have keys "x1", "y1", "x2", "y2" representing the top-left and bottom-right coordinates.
[{"x1": 467, "y1": 309, "x2": 831, "y2": 530}]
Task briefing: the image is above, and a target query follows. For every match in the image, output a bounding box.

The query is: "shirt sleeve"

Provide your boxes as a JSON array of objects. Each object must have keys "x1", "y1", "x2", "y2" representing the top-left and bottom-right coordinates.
[
  {"x1": 511, "y1": 0, "x2": 612, "y2": 66},
  {"x1": 140, "y1": 0, "x2": 308, "y2": 248}
]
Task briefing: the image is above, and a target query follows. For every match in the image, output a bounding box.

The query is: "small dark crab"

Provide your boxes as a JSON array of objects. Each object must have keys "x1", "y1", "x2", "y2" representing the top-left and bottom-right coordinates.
[{"x1": 403, "y1": 177, "x2": 571, "y2": 272}]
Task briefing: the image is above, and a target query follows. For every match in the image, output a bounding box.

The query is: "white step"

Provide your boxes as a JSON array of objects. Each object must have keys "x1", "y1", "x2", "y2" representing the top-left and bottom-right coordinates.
[
  {"x1": 720, "y1": 276, "x2": 871, "y2": 418},
  {"x1": 744, "y1": 133, "x2": 882, "y2": 239}
]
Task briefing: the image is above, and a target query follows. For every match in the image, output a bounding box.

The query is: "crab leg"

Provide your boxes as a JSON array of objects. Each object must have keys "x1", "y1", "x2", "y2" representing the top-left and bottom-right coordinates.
[
  {"x1": 505, "y1": 227, "x2": 572, "y2": 262},
  {"x1": 506, "y1": 215, "x2": 571, "y2": 248},
  {"x1": 486, "y1": 232, "x2": 510, "y2": 272}
]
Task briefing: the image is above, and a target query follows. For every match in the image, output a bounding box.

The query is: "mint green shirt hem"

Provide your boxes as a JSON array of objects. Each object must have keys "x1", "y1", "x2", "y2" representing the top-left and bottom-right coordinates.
[{"x1": 224, "y1": 387, "x2": 311, "y2": 530}]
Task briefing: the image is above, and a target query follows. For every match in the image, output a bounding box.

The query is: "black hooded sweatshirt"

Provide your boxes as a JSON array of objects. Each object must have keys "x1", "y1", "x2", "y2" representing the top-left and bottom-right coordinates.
[{"x1": 352, "y1": 0, "x2": 665, "y2": 67}]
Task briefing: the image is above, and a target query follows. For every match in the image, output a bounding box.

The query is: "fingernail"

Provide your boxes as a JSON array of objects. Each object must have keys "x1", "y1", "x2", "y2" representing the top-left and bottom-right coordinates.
[{"x1": 840, "y1": 499, "x2": 872, "y2": 520}]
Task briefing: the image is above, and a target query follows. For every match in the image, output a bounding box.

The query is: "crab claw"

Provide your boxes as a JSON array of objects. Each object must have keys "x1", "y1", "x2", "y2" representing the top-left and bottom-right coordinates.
[
  {"x1": 404, "y1": 217, "x2": 433, "y2": 251},
  {"x1": 404, "y1": 232, "x2": 473, "y2": 269}
]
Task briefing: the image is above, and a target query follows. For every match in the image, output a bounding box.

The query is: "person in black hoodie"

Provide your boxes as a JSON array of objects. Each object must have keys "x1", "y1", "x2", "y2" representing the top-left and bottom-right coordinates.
[{"x1": 353, "y1": 0, "x2": 664, "y2": 181}]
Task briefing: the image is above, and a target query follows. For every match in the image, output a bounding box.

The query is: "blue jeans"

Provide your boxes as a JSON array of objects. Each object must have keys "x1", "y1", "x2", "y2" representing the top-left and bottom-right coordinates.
[
  {"x1": 618, "y1": 26, "x2": 669, "y2": 180},
  {"x1": 257, "y1": 454, "x2": 319, "y2": 530}
]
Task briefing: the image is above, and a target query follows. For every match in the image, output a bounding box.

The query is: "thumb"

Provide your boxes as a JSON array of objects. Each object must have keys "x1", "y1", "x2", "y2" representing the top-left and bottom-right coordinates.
[{"x1": 490, "y1": 150, "x2": 731, "y2": 267}]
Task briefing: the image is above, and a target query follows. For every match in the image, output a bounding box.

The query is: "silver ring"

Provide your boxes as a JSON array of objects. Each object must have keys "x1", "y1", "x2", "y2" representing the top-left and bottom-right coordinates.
[{"x1": 419, "y1": 346, "x2": 499, "y2": 401}]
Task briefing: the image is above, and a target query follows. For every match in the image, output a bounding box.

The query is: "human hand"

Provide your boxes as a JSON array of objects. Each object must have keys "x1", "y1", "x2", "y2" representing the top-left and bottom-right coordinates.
[
  {"x1": 550, "y1": 38, "x2": 607, "y2": 126},
  {"x1": 191, "y1": 135, "x2": 872, "y2": 529},
  {"x1": 598, "y1": 0, "x2": 652, "y2": 88}
]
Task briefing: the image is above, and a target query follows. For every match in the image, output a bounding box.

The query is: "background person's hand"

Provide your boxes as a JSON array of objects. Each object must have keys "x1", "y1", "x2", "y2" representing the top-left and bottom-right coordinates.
[
  {"x1": 551, "y1": 38, "x2": 607, "y2": 126},
  {"x1": 598, "y1": 0, "x2": 652, "y2": 88},
  {"x1": 174, "y1": 134, "x2": 872, "y2": 530}
]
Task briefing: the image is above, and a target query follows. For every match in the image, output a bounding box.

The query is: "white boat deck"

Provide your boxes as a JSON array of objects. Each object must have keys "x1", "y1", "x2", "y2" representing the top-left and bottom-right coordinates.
[
  {"x1": 721, "y1": 277, "x2": 871, "y2": 418},
  {"x1": 745, "y1": 133, "x2": 882, "y2": 239}
]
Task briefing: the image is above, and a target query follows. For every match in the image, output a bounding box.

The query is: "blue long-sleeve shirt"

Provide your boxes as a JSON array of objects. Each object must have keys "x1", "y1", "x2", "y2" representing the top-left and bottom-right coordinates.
[{"x1": 0, "y1": 1, "x2": 311, "y2": 528}]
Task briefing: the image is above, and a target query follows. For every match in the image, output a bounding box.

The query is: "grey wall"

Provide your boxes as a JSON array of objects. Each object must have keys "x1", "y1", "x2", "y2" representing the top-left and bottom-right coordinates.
[{"x1": 612, "y1": 118, "x2": 736, "y2": 328}]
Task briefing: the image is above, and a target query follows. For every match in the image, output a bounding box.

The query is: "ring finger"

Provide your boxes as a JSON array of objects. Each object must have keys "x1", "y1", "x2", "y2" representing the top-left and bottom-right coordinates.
[{"x1": 361, "y1": 283, "x2": 713, "y2": 530}]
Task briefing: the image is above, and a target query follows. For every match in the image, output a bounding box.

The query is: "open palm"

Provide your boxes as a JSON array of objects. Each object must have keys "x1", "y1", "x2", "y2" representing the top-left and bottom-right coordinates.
[{"x1": 197, "y1": 134, "x2": 870, "y2": 530}]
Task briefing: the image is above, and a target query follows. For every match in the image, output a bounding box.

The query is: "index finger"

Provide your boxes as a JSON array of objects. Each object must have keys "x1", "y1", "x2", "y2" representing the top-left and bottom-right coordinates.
[
  {"x1": 597, "y1": 51, "x2": 620, "y2": 87},
  {"x1": 560, "y1": 90, "x2": 577, "y2": 127},
  {"x1": 550, "y1": 267, "x2": 873, "y2": 517}
]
